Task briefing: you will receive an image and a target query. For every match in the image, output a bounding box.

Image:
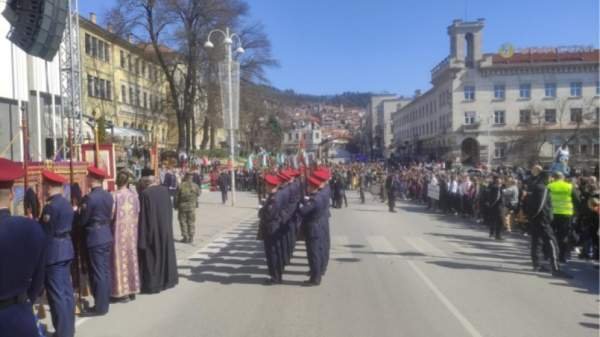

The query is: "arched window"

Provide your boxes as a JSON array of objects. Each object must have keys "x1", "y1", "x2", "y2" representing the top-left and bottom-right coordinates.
[{"x1": 465, "y1": 33, "x2": 474, "y2": 68}]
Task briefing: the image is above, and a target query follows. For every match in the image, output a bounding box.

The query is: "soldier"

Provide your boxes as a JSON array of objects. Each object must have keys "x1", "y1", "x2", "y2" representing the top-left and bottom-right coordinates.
[
  {"x1": 40, "y1": 170, "x2": 75, "y2": 337},
  {"x1": 524, "y1": 166, "x2": 571, "y2": 278},
  {"x1": 276, "y1": 171, "x2": 292, "y2": 268},
  {"x1": 486, "y1": 175, "x2": 505, "y2": 240},
  {"x1": 0, "y1": 159, "x2": 47, "y2": 337},
  {"x1": 218, "y1": 170, "x2": 230, "y2": 204},
  {"x1": 79, "y1": 166, "x2": 114, "y2": 316},
  {"x1": 298, "y1": 176, "x2": 326, "y2": 286},
  {"x1": 313, "y1": 169, "x2": 332, "y2": 276},
  {"x1": 175, "y1": 172, "x2": 201, "y2": 243},
  {"x1": 259, "y1": 174, "x2": 283, "y2": 285}
]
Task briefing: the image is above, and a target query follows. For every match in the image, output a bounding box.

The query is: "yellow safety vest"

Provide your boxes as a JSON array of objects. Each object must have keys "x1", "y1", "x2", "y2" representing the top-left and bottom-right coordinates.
[{"x1": 548, "y1": 180, "x2": 574, "y2": 215}]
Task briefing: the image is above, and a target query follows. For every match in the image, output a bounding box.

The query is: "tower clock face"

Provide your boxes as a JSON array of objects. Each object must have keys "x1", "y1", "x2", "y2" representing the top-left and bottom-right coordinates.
[{"x1": 499, "y1": 43, "x2": 515, "y2": 58}]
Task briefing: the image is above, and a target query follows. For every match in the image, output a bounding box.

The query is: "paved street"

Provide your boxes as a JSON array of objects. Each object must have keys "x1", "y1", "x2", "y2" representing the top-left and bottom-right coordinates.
[{"x1": 75, "y1": 191, "x2": 599, "y2": 337}]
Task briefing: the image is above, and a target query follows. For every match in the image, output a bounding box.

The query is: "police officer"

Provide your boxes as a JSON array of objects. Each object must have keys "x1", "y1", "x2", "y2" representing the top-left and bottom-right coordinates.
[
  {"x1": 524, "y1": 165, "x2": 571, "y2": 278},
  {"x1": 547, "y1": 171, "x2": 579, "y2": 262},
  {"x1": 175, "y1": 172, "x2": 200, "y2": 243},
  {"x1": 40, "y1": 170, "x2": 75, "y2": 337},
  {"x1": 0, "y1": 158, "x2": 47, "y2": 337},
  {"x1": 79, "y1": 166, "x2": 114, "y2": 316},
  {"x1": 259, "y1": 175, "x2": 283, "y2": 285}
]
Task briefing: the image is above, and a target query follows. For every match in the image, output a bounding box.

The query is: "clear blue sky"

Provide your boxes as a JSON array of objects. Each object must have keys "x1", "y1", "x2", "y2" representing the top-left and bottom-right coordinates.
[{"x1": 81, "y1": 0, "x2": 599, "y2": 96}]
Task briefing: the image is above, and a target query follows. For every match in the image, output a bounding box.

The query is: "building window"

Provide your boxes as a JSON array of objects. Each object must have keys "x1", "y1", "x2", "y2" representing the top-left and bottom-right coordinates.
[
  {"x1": 143, "y1": 92, "x2": 147, "y2": 109},
  {"x1": 464, "y1": 85, "x2": 475, "y2": 101},
  {"x1": 519, "y1": 110, "x2": 531, "y2": 124},
  {"x1": 493, "y1": 110, "x2": 505, "y2": 125},
  {"x1": 570, "y1": 108, "x2": 582, "y2": 123},
  {"x1": 493, "y1": 84, "x2": 505, "y2": 99},
  {"x1": 87, "y1": 75, "x2": 94, "y2": 97},
  {"x1": 120, "y1": 50, "x2": 125, "y2": 68},
  {"x1": 580, "y1": 144, "x2": 588, "y2": 155},
  {"x1": 121, "y1": 85, "x2": 126, "y2": 103},
  {"x1": 135, "y1": 89, "x2": 140, "y2": 106},
  {"x1": 545, "y1": 83, "x2": 556, "y2": 97},
  {"x1": 129, "y1": 87, "x2": 134, "y2": 105},
  {"x1": 494, "y1": 143, "x2": 507, "y2": 158},
  {"x1": 106, "y1": 81, "x2": 112, "y2": 100},
  {"x1": 98, "y1": 79, "x2": 105, "y2": 98},
  {"x1": 127, "y1": 55, "x2": 132, "y2": 72},
  {"x1": 596, "y1": 81, "x2": 600, "y2": 95},
  {"x1": 295, "y1": 133, "x2": 299, "y2": 141},
  {"x1": 519, "y1": 83, "x2": 531, "y2": 99},
  {"x1": 570, "y1": 82, "x2": 582, "y2": 97},
  {"x1": 545, "y1": 109, "x2": 557, "y2": 123},
  {"x1": 464, "y1": 111, "x2": 476, "y2": 125},
  {"x1": 123, "y1": 122, "x2": 129, "y2": 128},
  {"x1": 315, "y1": 132, "x2": 320, "y2": 139},
  {"x1": 98, "y1": 41, "x2": 104, "y2": 61},
  {"x1": 594, "y1": 144, "x2": 599, "y2": 156},
  {"x1": 141, "y1": 61, "x2": 146, "y2": 77},
  {"x1": 85, "y1": 34, "x2": 91, "y2": 55},
  {"x1": 595, "y1": 107, "x2": 600, "y2": 121}
]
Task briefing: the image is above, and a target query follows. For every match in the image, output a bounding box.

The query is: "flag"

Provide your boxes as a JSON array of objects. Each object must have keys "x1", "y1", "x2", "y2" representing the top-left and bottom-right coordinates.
[{"x1": 246, "y1": 154, "x2": 254, "y2": 170}]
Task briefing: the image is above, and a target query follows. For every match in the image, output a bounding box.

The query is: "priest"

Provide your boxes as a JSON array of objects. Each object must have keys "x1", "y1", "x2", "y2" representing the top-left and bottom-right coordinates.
[{"x1": 138, "y1": 169, "x2": 179, "y2": 293}]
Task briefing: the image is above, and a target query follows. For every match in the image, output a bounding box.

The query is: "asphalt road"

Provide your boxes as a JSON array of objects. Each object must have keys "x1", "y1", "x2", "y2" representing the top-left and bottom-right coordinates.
[{"x1": 75, "y1": 191, "x2": 599, "y2": 337}]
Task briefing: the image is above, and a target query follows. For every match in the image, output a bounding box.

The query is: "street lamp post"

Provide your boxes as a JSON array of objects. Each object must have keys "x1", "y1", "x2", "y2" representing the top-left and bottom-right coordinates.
[{"x1": 205, "y1": 27, "x2": 244, "y2": 206}]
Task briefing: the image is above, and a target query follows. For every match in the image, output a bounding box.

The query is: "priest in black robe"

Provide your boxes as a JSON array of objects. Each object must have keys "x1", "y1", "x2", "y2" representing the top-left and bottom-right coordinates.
[{"x1": 138, "y1": 170, "x2": 179, "y2": 293}]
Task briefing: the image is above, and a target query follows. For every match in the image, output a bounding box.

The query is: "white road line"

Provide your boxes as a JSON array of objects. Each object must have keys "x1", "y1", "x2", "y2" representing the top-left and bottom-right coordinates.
[
  {"x1": 331, "y1": 236, "x2": 354, "y2": 259},
  {"x1": 403, "y1": 237, "x2": 448, "y2": 258},
  {"x1": 366, "y1": 235, "x2": 399, "y2": 258},
  {"x1": 407, "y1": 261, "x2": 484, "y2": 337}
]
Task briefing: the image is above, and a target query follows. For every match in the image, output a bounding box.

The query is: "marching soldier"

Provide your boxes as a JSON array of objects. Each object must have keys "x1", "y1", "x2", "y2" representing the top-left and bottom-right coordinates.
[
  {"x1": 175, "y1": 172, "x2": 201, "y2": 243},
  {"x1": 259, "y1": 175, "x2": 283, "y2": 285},
  {"x1": 524, "y1": 165, "x2": 571, "y2": 278},
  {"x1": 276, "y1": 171, "x2": 292, "y2": 267},
  {"x1": 40, "y1": 170, "x2": 75, "y2": 337},
  {"x1": 313, "y1": 169, "x2": 332, "y2": 276},
  {"x1": 79, "y1": 166, "x2": 114, "y2": 316},
  {"x1": 298, "y1": 176, "x2": 327, "y2": 286},
  {"x1": 0, "y1": 158, "x2": 47, "y2": 337}
]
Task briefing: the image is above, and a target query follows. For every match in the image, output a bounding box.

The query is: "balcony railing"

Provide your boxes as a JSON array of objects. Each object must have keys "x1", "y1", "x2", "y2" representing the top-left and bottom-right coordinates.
[{"x1": 430, "y1": 55, "x2": 450, "y2": 78}]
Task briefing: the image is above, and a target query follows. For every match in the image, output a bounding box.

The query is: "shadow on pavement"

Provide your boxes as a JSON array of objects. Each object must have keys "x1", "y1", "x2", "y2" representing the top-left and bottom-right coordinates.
[{"x1": 178, "y1": 222, "x2": 313, "y2": 286}]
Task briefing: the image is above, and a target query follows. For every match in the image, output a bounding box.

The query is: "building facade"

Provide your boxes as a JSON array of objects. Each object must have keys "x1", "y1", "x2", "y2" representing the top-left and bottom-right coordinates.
[
  {"x1": 365, "y1": 94, "x2": 397, "y2": 159},
  {"x1": 79, "y1": 14, "x2": 173, "y2": 148},
  {"x1": 282, "y1": 120, "x2": 322, "y2": 155},
  {"x1": 393, "y1": 19, "x2": 599, "y2": 167}
]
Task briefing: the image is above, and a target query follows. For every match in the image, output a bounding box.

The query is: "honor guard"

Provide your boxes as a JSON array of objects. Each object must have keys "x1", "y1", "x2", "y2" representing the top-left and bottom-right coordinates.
[
  {"x1": 259, "y1": 175, "x2": 283, "y2": 285},
  {"x1": 79, "y1": 166, "x2": 114, "y2": 316},
  {"x1": 313, "y1": 169, "x2": 332, "y2": 276},
  {"x1": 0, "y1": 158, "x2": 47, "y2": 337},
  {"x1": 40, "y1": 170, "x2": 75, "y2": 337},
  {"x1": 299, "y1": 176, "x2": 326, "y2": 286}
]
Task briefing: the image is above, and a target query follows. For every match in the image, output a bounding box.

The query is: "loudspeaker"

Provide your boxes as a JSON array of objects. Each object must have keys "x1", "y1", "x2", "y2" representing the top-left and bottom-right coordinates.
[{"x1": 2, "y1": 0, "x2": 68, "y2": 61}]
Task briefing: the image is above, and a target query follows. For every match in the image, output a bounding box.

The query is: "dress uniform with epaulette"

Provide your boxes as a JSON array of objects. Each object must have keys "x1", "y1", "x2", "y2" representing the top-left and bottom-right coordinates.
[
  {"x1": 313, "y1": 169, "x2": 332, "y2": 275},
  {"x1": 0, "y1": 158, "x2": 47, "y2": 337},
  {"x1": 298, "y1": 175, "x2": 327, "y2": 286},
  {"x1": 79, "y1": 166, "x2": 114, "y2": 316},
  {"x1": 40, "y1": 170, "x2": 75, "y2": 337},
  {"x1": 277, "y1": 171, "x2": 293, "y2": 267},
  {"x1": 259, "y1": 175, "x2": 283, "y2": 285}
]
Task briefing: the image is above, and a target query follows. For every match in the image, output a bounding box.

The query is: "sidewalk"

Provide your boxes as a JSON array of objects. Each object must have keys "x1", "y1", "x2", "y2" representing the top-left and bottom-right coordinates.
[{"x1": 39, "y1": 190, "x2": 260, "y2": 335}]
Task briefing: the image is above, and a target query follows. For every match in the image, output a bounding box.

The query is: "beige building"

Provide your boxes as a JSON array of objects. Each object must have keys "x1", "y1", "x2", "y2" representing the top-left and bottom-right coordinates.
[
  {"x1": 79, "y1": 14, "x2": 175, "y2": 149},
  {"x1": 393, "y1": 19, "x2": 599, "y2": 167}
]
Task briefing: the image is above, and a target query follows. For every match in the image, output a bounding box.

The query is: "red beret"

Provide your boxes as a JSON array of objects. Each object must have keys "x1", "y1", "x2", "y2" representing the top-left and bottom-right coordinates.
[
  {"x1": 277, "y1": 171, "x2": 292, "y2": 182},
  {"x1": 42, "y1": 170, "x2": 68, "y2": 185},
  {"x1": 0, "y1": 158, "x2": 24, "y2": 188},
  {"x1": 307, "y1": 176, "x2": 322, "y2": 188},
  {"x1": 87, "y1": 166, "x2": 107, "y2": 180},
  {"x1": 264, "y1": 174, "x2": 281, "y2": 186},
  {"x1": 312, "y1": 170, "x2": 329, "y2": 182}
]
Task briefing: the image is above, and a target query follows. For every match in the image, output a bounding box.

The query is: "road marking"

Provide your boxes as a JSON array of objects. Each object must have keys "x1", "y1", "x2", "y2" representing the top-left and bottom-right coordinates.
[
  {"x1": 407, "y1": 261, "x2": 483, "y2": 337},
  {"x1": 366, "y1": 235, "x2": 399, "y2": 258},
  {"x1": 75, "y1": 317, "x2": 90, "y2": 327},
  {"x1": 403, "y1": 237, "x2": 448, "y2": 258},
  {"x1": 331, "y1": 236, "x2": 354, "y2": 259}
]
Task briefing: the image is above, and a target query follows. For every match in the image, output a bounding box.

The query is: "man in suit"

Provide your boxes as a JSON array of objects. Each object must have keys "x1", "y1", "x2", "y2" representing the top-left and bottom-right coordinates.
[
  {"x1": 40, "y1": 170, "x2": 75, "y2": 337},
  {"x1": 0, "y1": 158, "x2": 47, "y2": 337}
]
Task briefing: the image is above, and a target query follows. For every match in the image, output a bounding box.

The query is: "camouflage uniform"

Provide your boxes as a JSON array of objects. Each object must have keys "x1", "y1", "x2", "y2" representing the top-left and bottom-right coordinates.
[{"x1": 175, "y1": 179, "x2": 200, "y2": 243}]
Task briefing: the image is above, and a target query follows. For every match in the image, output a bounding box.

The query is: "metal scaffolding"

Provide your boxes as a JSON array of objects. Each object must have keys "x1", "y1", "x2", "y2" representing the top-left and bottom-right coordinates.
[{"x1": 59, "y1": 0, "x2": 82, "y2": 157}]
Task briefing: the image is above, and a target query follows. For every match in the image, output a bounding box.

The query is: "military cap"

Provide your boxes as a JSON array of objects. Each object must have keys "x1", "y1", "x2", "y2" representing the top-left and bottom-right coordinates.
[
  {"x1": 264, "y1": 174, "x2": 281, "y2": 187},
  {"x1": 42, "y1": 170, "x2": 68, "y2": 185},
  {"x1": 0, "y1": 158, "x2": 24, "y2": 188},
  {"x1": 87, "y1": 166, "x2": 107, "y2": 180},
  {"x1": 312, "y1": 169, "x2": 330, "y2": 182},
  {"x1": 277, "y1": 171, "x2": 292, "y2": 182},
  {"x1": 307, "y1": 176, "x2": 322, "y2": 188}
]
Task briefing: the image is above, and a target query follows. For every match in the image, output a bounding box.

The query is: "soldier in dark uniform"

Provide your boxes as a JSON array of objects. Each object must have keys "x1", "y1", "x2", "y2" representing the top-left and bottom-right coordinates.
[
  {"x1": 313, "y1": 169, "x2": 332, "y2": 276},
  {"x1": 40, "y1": 170, "x2": 75, "y2": 337},
  {"x1": 218, "y1": 171, "x2": 230, "y2": 204},
  {"x1": 276, "y1": 171, "x2": 292, "y2": 268},
  {"x1": 0, "y1": 158, "x2": 47, "y2": 337},
  {"x1": 259, "y1": 174, "x2": 283, "y2": 285},
  {"x1": 523, "y1": 165, "x2": 571, "y2": 278},
  {"x1": 386, "y1": 172, "x2": 399, "y2": 213},
  {"x1": 79, "y1": 166, "x2": 114, "y2": 316},
  {"x1": 298, "y1": 176, "x2": 326, "y2": 286},
  {"x1": 485, "y1": 175, "x2": 505, "y2": 240}
]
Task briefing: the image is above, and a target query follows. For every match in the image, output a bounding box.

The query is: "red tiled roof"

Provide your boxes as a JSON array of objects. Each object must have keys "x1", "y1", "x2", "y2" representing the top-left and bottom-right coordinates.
[{"x1": 492, "y1": 50, "x2": 599, "y2": 65}]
